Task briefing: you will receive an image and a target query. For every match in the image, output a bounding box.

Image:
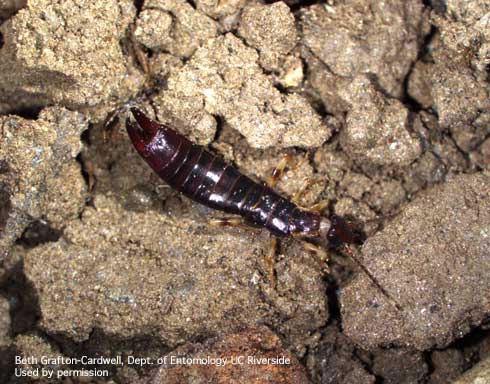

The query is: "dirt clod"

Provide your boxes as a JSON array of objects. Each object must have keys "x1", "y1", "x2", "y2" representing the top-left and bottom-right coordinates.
[
  {"x1": 429, "y1": 348, "x2": 465, "y2": 384},
  {"x1": 154, "y1": 33, "x2": 331, "y2": 148},
  {"x1": 301, "y1": 1, "x2": 429, "y2": 99},
  {"x1": 0, "y1": 107, "x2": 87, "y2": 279},
  {"x1": 306, "y1": 323, "x2": 375, "y2": 384},
  {"x1": 339, "y1": 75, "x2": 422, "y2": 168},
  {"x1": 143, "y1": 0, "x2": 218, "y2": 58},
  {"x1": 144, "y1": 326, "x2": 310, "y2": 384},
  {"x1": 0, "y1": 0, "x2": 144, "y2": 119},
  {"x1": 134, "y1": 9, "x2": 173, "y2": 50},
  {"x1": 238, "y1": 2, "x2": 297, "y2": 71},
  {"x1": 342, "y1": 172, "x2": 490, "y2": 350},
  {"x1": 372, "y1": 349, "x2": 428, "y2": 384}
]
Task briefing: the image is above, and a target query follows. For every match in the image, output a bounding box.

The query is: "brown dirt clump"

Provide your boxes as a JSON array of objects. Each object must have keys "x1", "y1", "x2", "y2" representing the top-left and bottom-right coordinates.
[
  {"x1": 143, "y1": 326, "x2": 310, "y2": 384},
  {"x1": 429, "y1": 348, "x2": 465, "y2": 384},
  {"x1": 154, "y1": 33, "x2": 331, "y2": 148},
  {"x1": 430, "y1": 1, "x2": 490, "y2": 155},
  {"x1": 371, "y1": 348, "x2": 428, "y2": 384},
  {"x1": 238, "y1": 2, "x2": 297, "y2": 71},
  {"x1": 0, "y1": 107, "x2": 87, "y2": 280},
  {"x1": 137, "y1": 0, "x2": 218, "y2": 58},
  {"x1": 301, "y1": 1, "x2": 429, "y2": 100},
  {"x1": 341, "y1": 172, "x2": 490, "y2": 350},
  {"x1": 0, "y1": 0, "x2": 144, "y2": 120},
  {"x1": 338, "y1": 75, "x2": 422, "y2": 168}
]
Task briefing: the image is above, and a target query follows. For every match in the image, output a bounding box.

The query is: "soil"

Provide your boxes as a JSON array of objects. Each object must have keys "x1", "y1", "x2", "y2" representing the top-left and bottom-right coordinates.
[{"x1": 1, "y1": 1, "x2": 489, "y2": 383}]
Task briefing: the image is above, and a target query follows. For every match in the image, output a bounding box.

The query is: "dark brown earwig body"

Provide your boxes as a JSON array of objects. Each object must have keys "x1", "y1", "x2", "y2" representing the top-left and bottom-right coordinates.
[{"x1": 126, "y1": 108, "x2": 354, "y2": 247}]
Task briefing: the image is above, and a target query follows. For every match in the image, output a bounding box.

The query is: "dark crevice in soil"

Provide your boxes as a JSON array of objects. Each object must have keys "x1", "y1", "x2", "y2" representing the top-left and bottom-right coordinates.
[
  {"x1": 364, "y1": 73, "x2": 395, "y2": 102},
  {"x1": 6, "y1": 105, "x2": 44, "y2": 120},
  {"x1": 306, "y1": 94, "x2": 331, "y2": 121},
  {"x1": 16, "y1": 220, "x2": 62, "y2": 249},
  {"x1": 266, "y1": 0, "x2": 321, "y2": 13},
  {"x1": 419, "y1": 25, "x2": 439, "y2": 61},
  {"x1": 77, "y1": 152, "x2": 91, "y2": 187},
  {"x1": 401, "y1": 25, "x2": 439, "y2": 113},
  {"x1": 134, "y1": 0, "x2": 145, "y2": 14},
  {"x1": 0, "y1": 31, "x2": 4, "y2": 49},
  {"x1": 421, "y1": 350, "x2": 434, "y2": 381},
  {"x1": 426, "y1": 0, "x2": 447, "y2": 15},
  {"x1": 325, "y1": 275, "x2": 341, "y2": 322},
  {"x1": 4, "y1": 261, "x2": 41, "y2": 336},
  {"x1": 0, "y1": 185, "x2": 11, "y2": 235},
  {"x1": 402, "y1": 71, "x2": 423, "y2": 113},
  {"x1": 2, "y1": 271, "x2": 40, "y2": 381},
  {"x1": 272, "y1": 81, "x2": 290, "y2": 95},
  {"x1": 80, "y1": 126, "x2": 92, "y2": 146},
  {"x1": 299, "y1": 57, "x2": 333, "y2": 121},
  {"x1": 212, "y1": 115, "x2": 226, "y2": 144},
  {"x1": 76, "y1": 152, "x2": 95, "y2": 210},
  {"x1": 447, "y1": 129, "x2": 472, "y2": 164},
  {"x1": 472, "y1": 130, "x2": 490, "y2": 153},
  {"x1": 452, "y1": 327, "x2": 490, "y2": 370}
]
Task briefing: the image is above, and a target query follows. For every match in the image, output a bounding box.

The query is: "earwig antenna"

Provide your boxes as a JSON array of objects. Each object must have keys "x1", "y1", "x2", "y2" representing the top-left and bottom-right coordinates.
[
  {"x1": 362, "y1": 212, "x2": 399, "y2": 226},
  {"x1": 343, "y1": 245, "x2": 403, "y2": 312}
]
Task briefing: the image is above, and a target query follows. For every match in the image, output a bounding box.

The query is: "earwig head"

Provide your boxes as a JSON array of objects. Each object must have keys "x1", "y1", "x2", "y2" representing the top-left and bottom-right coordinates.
[
  {"x1": 126, "y1": 108, "x2": 160, "y2": 157},
  {"x1": 327, "y1": 214, "x2": 355, "y2": 248}
]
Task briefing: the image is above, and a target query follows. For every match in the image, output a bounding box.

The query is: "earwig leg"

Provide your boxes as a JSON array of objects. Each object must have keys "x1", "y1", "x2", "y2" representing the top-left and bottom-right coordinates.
[
  {"x1": 208, "y1": 217, "x2": 244, "y2": 227},
  {"x1": 208, "y1": 217, "x2": 263, "y2": 234},
  {"x1": 293, "y1": 154, "x2": 310, "y2": 171},
  {"x1": 265, "y1": 237, "x2": 277, "y2": 289},
  {"x1": 303, "y1": 242, "x2": 329, "y2": 273},
  {"x1": 292, "y1": 177, "x2": 325, "y2": 207},
  {"x1": 305, "y1": 199, "x2": 329, "y2": 213},
  {"x1": 266, "y1": 154, "x2": 294, "y2": 188}
]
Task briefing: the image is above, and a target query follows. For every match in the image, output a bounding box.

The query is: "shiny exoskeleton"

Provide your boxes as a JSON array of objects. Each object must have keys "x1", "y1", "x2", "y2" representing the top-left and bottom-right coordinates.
[{"x1": 126, "y1": 108, "x2": 354, "y2": 248}]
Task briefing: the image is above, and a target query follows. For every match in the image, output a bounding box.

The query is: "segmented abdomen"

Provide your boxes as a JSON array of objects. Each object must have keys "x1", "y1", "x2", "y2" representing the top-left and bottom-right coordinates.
[{"x1": 127, "y1": 108, "x2": 320, "y2": 237}]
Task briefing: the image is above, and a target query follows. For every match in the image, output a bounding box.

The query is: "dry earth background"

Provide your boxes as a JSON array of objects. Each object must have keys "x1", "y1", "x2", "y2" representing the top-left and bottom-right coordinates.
[{"x1": 0, "y1": 0, "x2": 490, "y2": 383}]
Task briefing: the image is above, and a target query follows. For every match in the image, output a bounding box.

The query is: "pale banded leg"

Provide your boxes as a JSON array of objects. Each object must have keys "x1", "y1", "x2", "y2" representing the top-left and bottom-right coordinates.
[
  {"x1": 208, "y1": 217, "x2": 244, "y2": 227},
  {"x1": 303, "y1": 241, "x2": 329, "y2": 273},
  {"x1": 266, "y1": 154, "x2": 294, "y2": 188},
  {"x1": 292, "y1": 177, "x2": 329, "y2": 214}
]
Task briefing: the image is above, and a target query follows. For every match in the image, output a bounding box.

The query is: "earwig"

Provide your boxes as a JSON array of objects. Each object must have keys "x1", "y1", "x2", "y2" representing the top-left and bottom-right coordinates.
[{"x1": 125, "y1": 107, "x2": 355, "y2": 249}]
